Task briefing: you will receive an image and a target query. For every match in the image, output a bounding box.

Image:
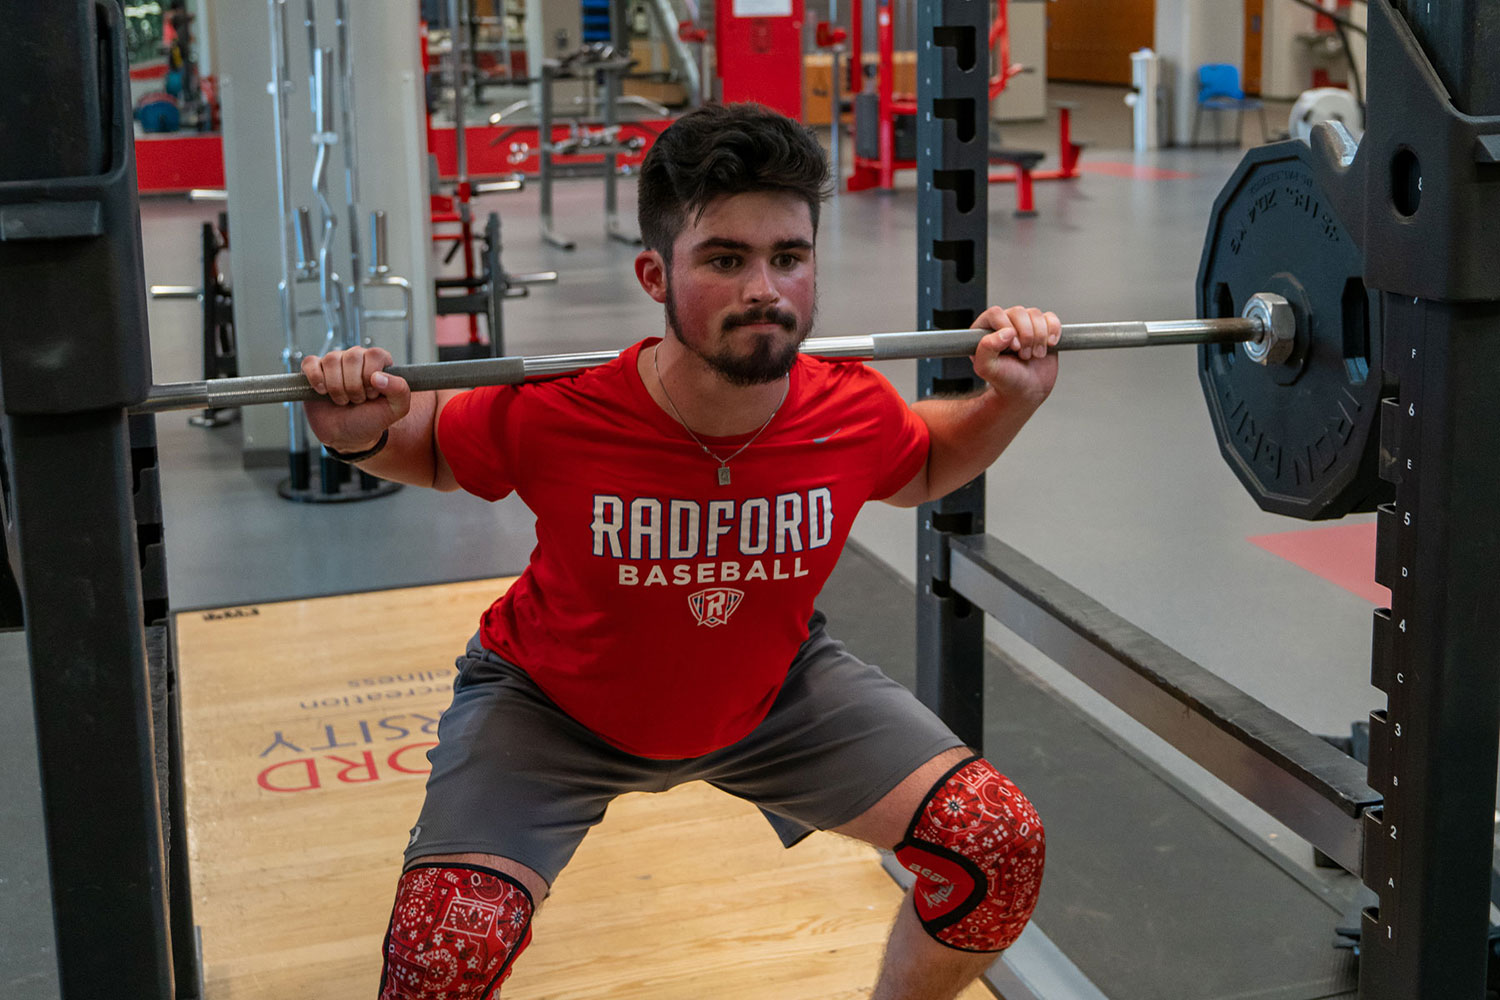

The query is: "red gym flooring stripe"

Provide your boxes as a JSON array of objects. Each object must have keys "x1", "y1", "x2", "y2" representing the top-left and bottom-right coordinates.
[{"x1": 1247, "y1": 522, "x2": 1389, "y2": 606}]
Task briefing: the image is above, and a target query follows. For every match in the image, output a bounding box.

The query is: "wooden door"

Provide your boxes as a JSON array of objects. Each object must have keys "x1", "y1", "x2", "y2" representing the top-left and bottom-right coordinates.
[
  {"x1": 1244, "y1": 0, "x2": 1264, "y2": 94},
  {"x1": 1045, "y1": 0, "x2": 1155, "y2": 87}
]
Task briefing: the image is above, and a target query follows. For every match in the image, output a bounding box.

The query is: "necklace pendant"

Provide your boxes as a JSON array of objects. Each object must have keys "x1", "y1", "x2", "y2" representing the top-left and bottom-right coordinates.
[{"x1": 717, "y1": 466, "x2": 732, "y2": 486}]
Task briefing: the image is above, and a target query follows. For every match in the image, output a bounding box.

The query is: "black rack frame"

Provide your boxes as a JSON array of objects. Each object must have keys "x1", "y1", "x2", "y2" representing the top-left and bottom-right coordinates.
[
  {"x1": 915, "y1": 2, "x2": 1500, "y2": 997},
  {"x1": 4, "y1": 0, "x2": 1497, "y2": 998}
]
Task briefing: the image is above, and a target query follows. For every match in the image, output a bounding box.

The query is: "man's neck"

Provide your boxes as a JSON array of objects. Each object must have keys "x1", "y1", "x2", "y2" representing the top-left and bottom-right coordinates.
[{"x1": 641, "y1": 338, "x2": 790, "y2": 438}]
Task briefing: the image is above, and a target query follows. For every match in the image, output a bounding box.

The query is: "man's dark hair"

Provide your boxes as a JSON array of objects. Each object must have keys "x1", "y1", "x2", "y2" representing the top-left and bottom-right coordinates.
[{"x1": 637, "y1": 103, "x2": 831, "y2": 264}]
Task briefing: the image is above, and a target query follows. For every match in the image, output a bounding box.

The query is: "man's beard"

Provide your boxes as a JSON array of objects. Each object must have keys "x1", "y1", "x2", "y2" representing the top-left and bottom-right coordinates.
[{"x1": 665, "y1": 279, "x2": 815, "y2": 387}]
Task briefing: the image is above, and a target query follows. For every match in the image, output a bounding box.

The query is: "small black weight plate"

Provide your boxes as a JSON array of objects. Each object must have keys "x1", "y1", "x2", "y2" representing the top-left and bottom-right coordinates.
[{"x1": 1197, "y1": 141, "x2": 1390, "y2": 520}]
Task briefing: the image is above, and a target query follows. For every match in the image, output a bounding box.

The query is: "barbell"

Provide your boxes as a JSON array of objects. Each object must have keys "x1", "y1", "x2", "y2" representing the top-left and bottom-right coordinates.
[
  {"x1": 136, "y1": 141, "x2": 1385, "y2": 522},
  {"x1": 133, "y1": 294, "x2": 1287, "y2": 416}
]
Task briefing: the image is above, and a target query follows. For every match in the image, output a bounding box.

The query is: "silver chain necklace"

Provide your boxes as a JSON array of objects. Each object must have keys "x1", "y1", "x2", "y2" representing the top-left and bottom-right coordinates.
[{"x1": 652, "y1": 345, "x2": 789, "y2": 486}]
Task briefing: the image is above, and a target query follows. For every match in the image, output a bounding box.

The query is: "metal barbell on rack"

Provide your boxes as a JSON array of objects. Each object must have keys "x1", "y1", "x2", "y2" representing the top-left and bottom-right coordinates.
[{"x1": 132, "y1": 292, "x2": 1289, "y2": 414}]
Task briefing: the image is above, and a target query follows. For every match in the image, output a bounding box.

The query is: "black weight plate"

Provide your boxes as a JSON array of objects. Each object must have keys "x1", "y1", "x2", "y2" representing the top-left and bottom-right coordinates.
[{"x1": 1197, "y1": 141, "x2": 1390, "y2": 520}]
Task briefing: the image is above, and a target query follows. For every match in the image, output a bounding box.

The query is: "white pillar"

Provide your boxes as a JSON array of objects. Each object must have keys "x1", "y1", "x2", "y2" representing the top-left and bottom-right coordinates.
[{"x1": 1153, "y1": 0, "x2": 1245, "y2": 146}]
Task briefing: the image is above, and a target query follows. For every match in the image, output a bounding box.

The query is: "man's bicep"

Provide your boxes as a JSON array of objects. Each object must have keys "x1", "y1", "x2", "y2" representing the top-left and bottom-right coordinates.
[
  {"x1": 880, "y1": 461, "x2": 930, "y2": 508},
  {"x1": 431, "y1": 389, "x2": 466, "y2": 492},
  {"x1": 875, "y1": 397, "x2": 937, "y2": 507}
]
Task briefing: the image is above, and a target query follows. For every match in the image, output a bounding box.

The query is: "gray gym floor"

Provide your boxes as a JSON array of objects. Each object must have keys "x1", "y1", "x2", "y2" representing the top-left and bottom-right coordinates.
[{"x1": 5, "y1": 84, "x2": 1385, "y2": 998}]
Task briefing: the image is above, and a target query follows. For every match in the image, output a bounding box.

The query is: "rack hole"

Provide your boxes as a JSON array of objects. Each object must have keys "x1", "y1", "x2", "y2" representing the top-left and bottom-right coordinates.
[
  {"x1": 932, "y1": 100, "x2": 976, "y2": 143},
  {"x1": 932, "y1": 240, "x2": 975, "y2": 283},
  {"x1": 933, "y1": 169, "x2": 976, "y2": 212},
  {"x1": 1391, "y1": 148, "x2": 1422, "y2": 217},
  {"x1": 1342, "y1": 276, "x2": 1371, "y2": 385},
  {"x1": 931, "y1": 26, "x2": 976, "y2": 71}
]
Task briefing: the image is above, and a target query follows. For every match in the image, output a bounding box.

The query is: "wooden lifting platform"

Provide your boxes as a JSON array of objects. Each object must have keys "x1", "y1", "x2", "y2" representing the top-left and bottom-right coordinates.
[{"x1": 174, "y1": 578, "x2": 991, "y2": 999}]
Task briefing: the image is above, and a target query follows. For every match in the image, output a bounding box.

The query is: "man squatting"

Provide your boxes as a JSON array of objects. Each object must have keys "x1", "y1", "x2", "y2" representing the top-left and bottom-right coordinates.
[{"x1": 302, "y1": 102, "x2": 1061, "y2": 1000}]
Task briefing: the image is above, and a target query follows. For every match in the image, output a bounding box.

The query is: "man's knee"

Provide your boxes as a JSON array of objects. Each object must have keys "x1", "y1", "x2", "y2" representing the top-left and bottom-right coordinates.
[
  {"x1": 893, "y1": 755, "x2": 1045, "y2": 953},
  {"x1": 379, "y1": 863, "x2": 536, "y2": 999},
  {"x1": 404, "y1": 851, "x2": 550, "y2": 905}
]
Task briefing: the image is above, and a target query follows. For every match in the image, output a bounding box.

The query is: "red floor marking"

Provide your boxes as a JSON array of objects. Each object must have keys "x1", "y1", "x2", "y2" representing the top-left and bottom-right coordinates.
[
  {"x1": 1079, "y1": 162, "x2": 1197, "y2": 181},
  {"x1": 130, "y1": 60, "x2": 167, "y2": 81},
  {"x1": 1247, "y1": 522, "x2": 1390, "y2": 606}
]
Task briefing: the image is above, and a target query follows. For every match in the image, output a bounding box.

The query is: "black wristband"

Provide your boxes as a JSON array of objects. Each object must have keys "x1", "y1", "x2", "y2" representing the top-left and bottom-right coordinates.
[{"x1": 323, "y1": 429, "x2": 389, "y2": 463}]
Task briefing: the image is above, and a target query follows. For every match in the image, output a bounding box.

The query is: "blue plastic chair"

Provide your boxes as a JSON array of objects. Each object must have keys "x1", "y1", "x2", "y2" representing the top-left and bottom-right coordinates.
[{"x1": 1191, "y1": 63, "x2": 1268, "y2": 149}]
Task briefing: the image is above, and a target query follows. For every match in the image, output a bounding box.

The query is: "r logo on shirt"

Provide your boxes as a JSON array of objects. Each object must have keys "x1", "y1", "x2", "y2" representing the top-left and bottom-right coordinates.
[{"x1": 689, "y1": 587, "x2": 744, "y2": 627}]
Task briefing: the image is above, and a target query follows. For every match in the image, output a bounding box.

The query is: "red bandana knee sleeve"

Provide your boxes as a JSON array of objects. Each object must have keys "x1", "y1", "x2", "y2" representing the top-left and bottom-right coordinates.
[
  {"x1": 893, "y1": 756, "x2": 1045, "y2": 953},
  {"x1": 379, "y1": 864, "x2": 535, "y2": 999}
]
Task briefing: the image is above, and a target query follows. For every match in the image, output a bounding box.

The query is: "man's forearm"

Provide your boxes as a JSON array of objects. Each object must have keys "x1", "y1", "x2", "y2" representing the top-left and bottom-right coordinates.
[
  {"x1": 323, "y1": 390, "x2": 453, "y2": 489},
  {"x1": 908, "y1": 389, "x2": 1042, "y2": 503}
]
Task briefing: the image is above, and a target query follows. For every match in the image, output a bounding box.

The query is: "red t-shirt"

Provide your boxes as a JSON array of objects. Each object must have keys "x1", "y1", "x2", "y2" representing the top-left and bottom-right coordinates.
[{"x1": 437, "y1": 338, "x2": 930, "y2": 758}]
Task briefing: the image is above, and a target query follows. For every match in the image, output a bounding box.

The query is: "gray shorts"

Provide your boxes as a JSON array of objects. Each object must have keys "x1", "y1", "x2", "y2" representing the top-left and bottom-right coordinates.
[{"x1": 404, "y1": 611, "x2": 965, "y2": 885}]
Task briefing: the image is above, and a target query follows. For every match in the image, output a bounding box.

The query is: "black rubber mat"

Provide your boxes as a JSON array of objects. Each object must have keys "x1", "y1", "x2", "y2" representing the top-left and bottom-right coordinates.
[{"x1": 819, "y1": 543, "x2": 1360, "y2": 1000}]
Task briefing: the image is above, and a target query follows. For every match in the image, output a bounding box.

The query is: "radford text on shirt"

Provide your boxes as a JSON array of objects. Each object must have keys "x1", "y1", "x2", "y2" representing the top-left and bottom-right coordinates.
[{"x1": 591, "y1": 488, "x2": 833, "y2": 587}]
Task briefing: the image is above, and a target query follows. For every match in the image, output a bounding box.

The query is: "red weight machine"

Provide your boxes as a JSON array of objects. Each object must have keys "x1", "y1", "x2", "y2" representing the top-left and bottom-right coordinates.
[
  {"x1": 985, "y1": 0, "x2": 1084, "y2": 213},
  {"x1": 843, "y1": 0, "x2": 1083, "y2": 214},
  {"x1": 844, "y1": 0, "x2": 909, "y2": 193},
  {"x1": 423, "y1": 19, "x2": 563, "y2": 358},
  {"x1": 714, "y1": 0, "x2": 806, "y2": 118},
  {"x1": 422, "y1": 20, "x2": 488, "y2": 351}
]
